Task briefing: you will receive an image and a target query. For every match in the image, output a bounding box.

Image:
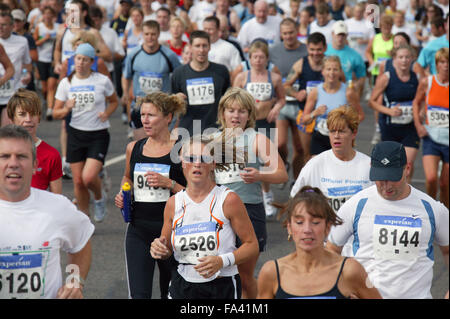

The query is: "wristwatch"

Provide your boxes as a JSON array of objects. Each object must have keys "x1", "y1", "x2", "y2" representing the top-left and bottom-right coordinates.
[{"x1": 169, "y1": 179, "x2": 176, "y2": 191}]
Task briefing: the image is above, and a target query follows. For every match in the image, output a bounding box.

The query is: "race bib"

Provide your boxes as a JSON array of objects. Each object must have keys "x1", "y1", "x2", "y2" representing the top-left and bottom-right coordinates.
[
  {"x1": 427, "y1": 105, "x2": 449, "y2": 127},
  {"x1": 62, "y1": 50, "x2": 75, "y2": 62},
  {"x1": 139, "y1": 72, "x2": 163, "y2": 94},
  {"x1": 0, "y1": 77, "x2": 14, "y2": 98},
  {"x1": 215, "y1": 163, "x2": 245, "y2": 184},
  {"x1": 327, "y1": 185, "x2": 362, "y2": 212},
  {"x1": 246, "y1": 82, "x2": 272, "y2": 101},
  {"x1": 187, "y1": 77, "x2": 214, "y2": 105},
  {"x1": 373, "y1": 215, "x2": 421, "y2": 261},
  {"x1": 348, "y1": 32, "x2": 364, "y2": 42},
  {"x1": 173, "y1": 221, "x2": 219, "y2": 265},
  {"x1": 390, "y1": 101, "x2": 413, "y2": 125},
  {"x1": 69, "y1": 85, "x2": 95, "y2": 113},
  {"x1": 306, "y1": 81, "x2": 322, "y2": 94},
  {"x1": 133, "y1": 163, "x2": 170, "y2": 203},
  {"x1": 315, "y1": 116, "x2": 329, "y2": 136},
  {"x1": 0, "y1": 253, "x2": 44, "y2": 299}
]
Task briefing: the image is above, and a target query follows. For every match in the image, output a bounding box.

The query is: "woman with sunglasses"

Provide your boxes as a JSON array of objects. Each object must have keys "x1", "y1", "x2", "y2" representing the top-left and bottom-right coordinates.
[
  {"x1": 150, "y1": 135, "x2": 259, "y2": 299},
  {"x1": 257, "y1": 186, "x2": 382, "y2": 299},
  {"x1": 114, "y1": 92, "x2": 187, "y2": 299},
  {"x1": 214, "y1": 87, "x2": 288, "y2": 299}
]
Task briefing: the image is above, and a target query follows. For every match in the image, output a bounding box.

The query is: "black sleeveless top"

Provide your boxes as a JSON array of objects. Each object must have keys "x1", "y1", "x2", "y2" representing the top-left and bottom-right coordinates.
[
  {"x1": 129, "y1": 137, "x2": 186, "y2": 225},
  {"x1": 298, "y1": 57, "x2": 324, "y2": 110},
  {"x1": 275, "y1": 257, "x2": 349, "y2": 299}
]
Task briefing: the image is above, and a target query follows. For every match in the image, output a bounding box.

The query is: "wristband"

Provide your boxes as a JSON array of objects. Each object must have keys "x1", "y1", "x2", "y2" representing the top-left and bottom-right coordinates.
[
  {"x1": 220, "y1": 252, "x2": 235, "y2": 268},
  {"x1": 169, "y1": 179, "x2": 176, "y2": 191}
]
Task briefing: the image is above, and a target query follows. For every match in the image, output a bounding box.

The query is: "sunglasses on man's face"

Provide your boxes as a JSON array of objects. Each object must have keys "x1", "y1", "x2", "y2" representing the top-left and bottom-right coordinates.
[{"x1": 182, "y1": 155, "x2": 214, "y2": 163}]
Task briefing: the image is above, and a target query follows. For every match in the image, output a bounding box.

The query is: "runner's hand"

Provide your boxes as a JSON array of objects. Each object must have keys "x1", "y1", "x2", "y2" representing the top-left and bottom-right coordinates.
[
  {"x1": 150, "y1": 237, "x2": 170, "y2": 259},
  {"x1": 194, "y1": 256, "x2": 223, "y2": 279}
]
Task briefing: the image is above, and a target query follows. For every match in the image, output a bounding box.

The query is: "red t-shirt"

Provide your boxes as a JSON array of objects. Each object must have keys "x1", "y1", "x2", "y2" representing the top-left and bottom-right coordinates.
[{"x1": 32, "y1": 140, "x2": 62, "y2": 190}]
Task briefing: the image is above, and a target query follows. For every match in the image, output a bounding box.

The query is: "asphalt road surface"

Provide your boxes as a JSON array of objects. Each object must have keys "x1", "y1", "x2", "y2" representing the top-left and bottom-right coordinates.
[{"x1": 36, "y1": 99, "x2": 448, "y2": 299}]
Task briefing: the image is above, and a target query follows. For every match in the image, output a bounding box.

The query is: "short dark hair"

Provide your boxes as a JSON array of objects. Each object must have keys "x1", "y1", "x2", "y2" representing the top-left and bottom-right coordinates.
[
  {"x1": 431, "y1": 16, "x2": 446, "y2": 29},
  {"x1": 143, "y1": 19, "x2": 160, "y2": 32},
  {"x1": 89, "y1": 5, "x2": 103, "y2": 19},
  {"x1": 0, "y1": 125, "x2": 36, "y2": 162},
  {"x1": 307, "y1": 32, "x2": 326, "y2": 46},
  {"x1": 190, "y1": 30, "x2": 210, "y2": 44},
  {"x1": 203, "y1": 15, "x2": 220, "y2": 29},
  {"x1": 394, "y1": 32, "x2": 411, "y2": 45}
]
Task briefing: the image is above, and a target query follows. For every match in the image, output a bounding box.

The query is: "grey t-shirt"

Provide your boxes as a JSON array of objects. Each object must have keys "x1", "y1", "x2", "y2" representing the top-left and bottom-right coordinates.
[{"x1": 269, "y1": 42, "x2": 307, "y2": 78}]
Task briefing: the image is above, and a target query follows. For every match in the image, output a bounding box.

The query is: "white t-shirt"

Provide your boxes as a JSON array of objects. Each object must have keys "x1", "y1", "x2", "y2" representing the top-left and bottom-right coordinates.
[
  {"x1": 208, "y1": 39, "x2": 242, "y2": 72},
  {"x1": 392, "y1": 24, "x2": 420, "y2": 47},
  {"x1": 189, "y1": 1, "x2": 216, "y2": 30},
  {"x1": 309, "y1": 19, "x2": 336, "y2": 45},
  {"x1": 345, "y1": 18, "x2": 375, "y2": 62},
  {"x1": 237, "y1": 15, "x2": 282, "y2": 50},
  {"x1": 0, "y1": 34, "x2": 32, "y2": 104},
  {"x1": 55, "y1": 72, "x2": 115, "y2": 131},
  {"x1": 0, "y1": 188, "x2": 94, "y2": 299},
  {"x1": 100, "y1": 24, "x2": 125, "y2": 72},
  {"x1": 290, "y1": 149, "x2": 374, "y2": 211},
  {"x1": 328, "y1": 185, "x2": 449, "y2": 299}
]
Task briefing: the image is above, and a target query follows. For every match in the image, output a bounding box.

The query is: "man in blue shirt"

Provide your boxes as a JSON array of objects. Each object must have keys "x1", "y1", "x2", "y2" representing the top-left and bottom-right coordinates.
[
  {"x1": 414, "y1": 14, "x2": 449, "y2": 77},
  {"x1": 122, "y1": 20, "x2": 181, "y2": 140},
  {"x1": 325, "y1": 21, "x2": 366, "y2": 94}
]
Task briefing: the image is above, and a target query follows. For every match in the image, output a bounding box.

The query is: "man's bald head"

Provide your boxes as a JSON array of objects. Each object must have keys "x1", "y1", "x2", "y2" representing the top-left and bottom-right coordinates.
[{"x1": 254, "y1": 0, "x2": 268, "y2": 24}]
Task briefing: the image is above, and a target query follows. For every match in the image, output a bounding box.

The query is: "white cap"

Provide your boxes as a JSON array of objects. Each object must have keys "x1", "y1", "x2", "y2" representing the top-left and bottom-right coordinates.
[
  {"x1": 332, "y1": 20, "x2": 348, "y2": 35},
  {"x1": 11, "y1": 9, "x2": 26, "y2": 21}
]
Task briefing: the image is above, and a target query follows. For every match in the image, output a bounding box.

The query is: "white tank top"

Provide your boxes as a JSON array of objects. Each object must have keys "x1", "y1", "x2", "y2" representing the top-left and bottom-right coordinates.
[
  {"x1": 61, "y1": 28, "x2": 87, "y2": 62},
  {"x1": 37, "y1": 22, "x2": 59, "y2": 63},
  {"x1": 172, "y1": 185, "x2": 238, "y2": 283}
]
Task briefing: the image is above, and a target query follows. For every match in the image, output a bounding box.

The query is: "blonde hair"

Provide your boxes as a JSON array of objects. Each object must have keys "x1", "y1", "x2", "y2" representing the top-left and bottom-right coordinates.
[
  {"x1": 435, "y1": 47, "x2": 449, "y2": 65},
  {"x1": 327, "y1": 105, "x2": 359, "y2": 147},
  {"x1": 71, "y1": 30, "x2": 98, "y2": 50},
  {"x1": 170, "y1": 16, "x2": 186, "y2": 29},
  {"x1": 136, "y1": 92, "x2": 186, "y2": 118},
  {"x1": 323, "y1": 55, "x2": 342, "y2": 70},
  {"x1": 248, "y1": 40, "x2": 269, "y2": 59},
  {"x1": 217, "y1": 87, "x2": 257, "y2": 130}
]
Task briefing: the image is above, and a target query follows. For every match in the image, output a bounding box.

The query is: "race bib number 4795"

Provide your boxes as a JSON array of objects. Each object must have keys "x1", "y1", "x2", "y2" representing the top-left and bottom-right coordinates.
[{"x1": 373, "y1": 215, "x2": 421, "y2": 261}]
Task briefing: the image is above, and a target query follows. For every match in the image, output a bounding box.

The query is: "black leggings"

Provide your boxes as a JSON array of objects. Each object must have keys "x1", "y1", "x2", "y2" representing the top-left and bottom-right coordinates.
[{"x1": 125, "y1": 222, "x2": 176, "y2": 299}]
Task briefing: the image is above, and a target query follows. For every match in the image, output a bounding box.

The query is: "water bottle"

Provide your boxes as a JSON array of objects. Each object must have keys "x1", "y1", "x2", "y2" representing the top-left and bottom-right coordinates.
[
  {"x1": 121, "y1": 182, "x2": 132, "y2": 223},
  {"x1": 19, "y1": 68, "x2": 28, "y2": 88}
]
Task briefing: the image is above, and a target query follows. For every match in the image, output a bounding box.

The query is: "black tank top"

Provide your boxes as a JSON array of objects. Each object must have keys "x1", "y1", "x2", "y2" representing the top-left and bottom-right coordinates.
[
  {"x1": 275, "y1": 257, "x2": 349, "y2": 299},
  {"x1": 298, "y1": 57, "x2": 324, "y2": 110},
  {"x1": 382, "y1": 67, "x2": 418, "y2": 127},
  {"x1": 129, "y1": 137, "x2": 186, "y2": 226}
]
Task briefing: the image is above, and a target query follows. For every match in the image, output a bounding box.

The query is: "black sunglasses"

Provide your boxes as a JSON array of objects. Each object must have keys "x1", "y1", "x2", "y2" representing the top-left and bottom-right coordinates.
[{"x1": 182, "y1": 155, "x2": 214, "y2": 163}]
